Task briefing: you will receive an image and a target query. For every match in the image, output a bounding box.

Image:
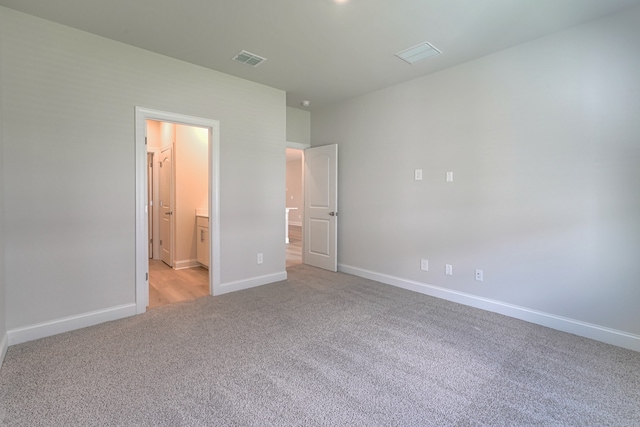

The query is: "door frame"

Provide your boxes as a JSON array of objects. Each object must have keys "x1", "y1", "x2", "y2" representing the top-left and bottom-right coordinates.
[{"x1": 135, "y1": 107, "x2": 221, "y2": 314}]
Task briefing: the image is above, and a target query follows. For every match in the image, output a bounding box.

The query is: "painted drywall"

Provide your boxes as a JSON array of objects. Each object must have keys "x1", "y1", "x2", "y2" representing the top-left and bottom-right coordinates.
[
  {"x1": 286, "y1": 107, "x2": 310, "y2": 144},
  {"x1": 286, "y1": 151, "x2": 304, "y2": 225},
  {"x1": 312, "y1": 7, "x2": 640, "y2": 339},
  {"x1": 146, "y1": 120, "x2": 162, "y2": 150},
  {"x1": 175, "y1": 124, "x2": 208, "y2": 267},
  {"x1": 1, "y1": 7, "x2": 286, "y2": 331},
  {"x1": 0, "y1": 32, "x2": 6, "y2": 361}
]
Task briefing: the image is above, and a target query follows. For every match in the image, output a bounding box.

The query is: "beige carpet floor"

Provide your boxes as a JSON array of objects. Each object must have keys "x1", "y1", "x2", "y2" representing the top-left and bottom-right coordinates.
[{"x1": 1, "y1": 264, "x2": 639, "y2": 426}]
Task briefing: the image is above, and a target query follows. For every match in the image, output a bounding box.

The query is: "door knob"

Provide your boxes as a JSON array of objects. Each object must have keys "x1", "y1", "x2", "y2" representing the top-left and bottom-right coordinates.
[
  {"x1": 164, "y1": 212, "x2": 173, "y2": 215},
  {"x1": 329, "y1": 212, "x2": 337, "y2": 216}
]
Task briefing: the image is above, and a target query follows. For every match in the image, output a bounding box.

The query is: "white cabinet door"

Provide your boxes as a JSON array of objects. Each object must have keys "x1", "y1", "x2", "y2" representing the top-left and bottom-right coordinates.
[{"x1": 196, "y1": 217, "x2": 209, "y2": 268}]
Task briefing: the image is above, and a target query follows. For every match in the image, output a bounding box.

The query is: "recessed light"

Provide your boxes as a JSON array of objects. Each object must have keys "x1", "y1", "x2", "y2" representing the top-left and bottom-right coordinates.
[{"x1": 395, "y1": 42, "x2": 441, "y2": 65}]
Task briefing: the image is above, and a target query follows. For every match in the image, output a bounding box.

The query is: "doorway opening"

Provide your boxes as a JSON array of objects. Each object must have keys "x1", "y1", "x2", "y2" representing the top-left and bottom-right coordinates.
[
  {"x1": 146, "y1": 120, "x2": 210, "y2": 309},
  {"x1": 135, "y1": 107, "x2": 220, "y2": 314},
  {"x1": 286, "y1": 148, "x2": 304, "y2": 268}
]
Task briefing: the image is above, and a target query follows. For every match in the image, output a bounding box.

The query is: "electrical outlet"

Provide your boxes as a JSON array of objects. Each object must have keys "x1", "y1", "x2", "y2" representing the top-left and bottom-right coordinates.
[
  {"x1": 257, "y1": 253, "x2": 263, "y2": 264},
  {"x1": 446, "y1": 264, "x2": 453, "y2": 275},
  {"x1": 414, "y1": 169, "x2": 423, "y2": 181},
  {"x1": 475, "y1": 269, "x2": 483, "y2": 281},
  {"x1": 420, "y1": 259, "x2": 429, "y2": 271}
]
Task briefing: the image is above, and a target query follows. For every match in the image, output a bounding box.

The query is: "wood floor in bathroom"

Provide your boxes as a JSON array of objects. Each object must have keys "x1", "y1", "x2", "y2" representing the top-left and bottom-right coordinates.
[{"x1": 148, "y1": 225, "x2": 303, "y2": 310}]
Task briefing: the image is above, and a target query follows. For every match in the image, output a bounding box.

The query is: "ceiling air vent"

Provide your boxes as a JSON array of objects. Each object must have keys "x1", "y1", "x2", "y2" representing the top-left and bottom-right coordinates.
[
  {"x1": 232, "y1": 50, "x2": 267, "y2": 67},
  {"x1": 395, "y1": 42, "x2": 441, "y2": 65}
]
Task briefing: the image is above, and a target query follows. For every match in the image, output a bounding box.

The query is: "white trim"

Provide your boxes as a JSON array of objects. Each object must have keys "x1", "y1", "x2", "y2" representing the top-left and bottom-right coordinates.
[
  {"x1": 7, "y1": 304, "x2": 137, "y2": 346},
  {"x1": 216, "y1": 271, "x2": 287, "y2": 296},
  {"x1": 288, "y1": 221, "x2": 302, "y2": 227},
  {"x1": 339, "y1": 264, "x2": 640, "y2": 352},
  {"x1": 173, "y1": 259, "x2": 201, "y2": 270},
  {"x1": 135, "y1": 107, "x2": 221, "y2": 314},
  {"x1": 0, "y1": 333, "x2": 7, "y2": 366},
  {"x1": 286, "y1": 141, "x2": 310, "y2": 150}
]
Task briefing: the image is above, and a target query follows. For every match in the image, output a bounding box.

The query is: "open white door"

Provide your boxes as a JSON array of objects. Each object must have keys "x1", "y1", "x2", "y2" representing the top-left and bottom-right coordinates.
[
  {"x1": 159, "y1": 146, "x2": 174, "y2": 267},
  {"x1": 304, "y1": 144, "x2": 338, "y2": 271}
]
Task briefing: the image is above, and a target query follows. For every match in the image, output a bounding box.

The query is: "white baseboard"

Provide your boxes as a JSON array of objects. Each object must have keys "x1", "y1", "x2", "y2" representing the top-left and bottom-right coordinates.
[
  {"x1": 7, "y1": 303, "x2": 137, "y2": 346},
  {"x1": 173, "y1": 259, "x2": 201, "y2": 270},
  {"x1": 216, "y1": 271, "x2": 287, "y2": 296},
  {"x1": 0, "y1": 332, "x2": 7, "y2": 367},
  {"x1": 339, "y1": 264, "x2": 640, "y2": 352}
]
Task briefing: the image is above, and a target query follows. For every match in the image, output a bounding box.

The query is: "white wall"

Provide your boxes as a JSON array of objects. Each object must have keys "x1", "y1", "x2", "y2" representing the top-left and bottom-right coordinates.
[
  {"x1": 286, "y1": 152, "x2": 304, "y2": 225},
  {"x1": 0, "y1": 7, "x2": 286, "y2": 333},
  {"x1": 312, "y1": 7, "x2": 640, "y2": 348},
  {"x1": 286, "y1": 107, "x2": 310, "y2": 144},
  {"x1": 146, "y1": 120, "x2": 162, "y2": 150},
  {"x1": 0, "y1": 30, "x2": 6, "y2": 360},
  {"x1": 175, "y1": 124, "x2": 208, "y2": 267}
]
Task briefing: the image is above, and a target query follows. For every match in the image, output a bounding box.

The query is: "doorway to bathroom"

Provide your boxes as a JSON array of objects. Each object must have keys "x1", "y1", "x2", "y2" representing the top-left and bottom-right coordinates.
[
  {"x1": 135, "y1": 107, "x2": 220, "y2": 314},
  {"x1": 146, "y1": 120, "x2": 210, "y2": 309}
]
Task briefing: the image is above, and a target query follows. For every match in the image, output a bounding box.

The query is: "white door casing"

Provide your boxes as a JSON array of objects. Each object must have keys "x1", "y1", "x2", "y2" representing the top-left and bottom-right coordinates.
[
  {"x1": 159, "y1": 146, "x2": 174, "y2": 267},
  {"x1": 304, "y1": 144, "x2": 338, "y2": 271}
]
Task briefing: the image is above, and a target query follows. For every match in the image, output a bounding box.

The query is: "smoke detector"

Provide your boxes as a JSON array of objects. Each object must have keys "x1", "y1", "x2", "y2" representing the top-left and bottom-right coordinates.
[
  {"x1": 232, "y1": 50, "x2": 267, "y2": 67},
  {"x1": 301, "y1": 100, "x2": 311, "y2": 107}
]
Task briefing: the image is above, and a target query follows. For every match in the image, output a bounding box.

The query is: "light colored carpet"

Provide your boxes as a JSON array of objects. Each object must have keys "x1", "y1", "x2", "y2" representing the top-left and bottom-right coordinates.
[{"x1": 1, "y1": 265, "x2": 639, "y2": 426}]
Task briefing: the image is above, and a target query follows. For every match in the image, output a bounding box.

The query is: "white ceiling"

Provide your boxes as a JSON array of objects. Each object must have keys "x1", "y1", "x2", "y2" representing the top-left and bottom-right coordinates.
[{"x1": 2, "y1": 0, "x2": 639, "y2": 110}]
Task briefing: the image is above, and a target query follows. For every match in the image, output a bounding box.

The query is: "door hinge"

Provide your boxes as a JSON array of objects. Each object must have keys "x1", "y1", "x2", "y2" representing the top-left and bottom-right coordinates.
[
  {"x1": 145, "y1": 137, "x2": 148, "y2": 145},
  {"x1": 146, "y1": 272, "x2": 148, "y2": 281},
  {"x1": 160, "y1": 240, "x2": 163, "y2": 245},
  {"x1": 150, "y1": 238, "x2": 153, "y2": 244}
]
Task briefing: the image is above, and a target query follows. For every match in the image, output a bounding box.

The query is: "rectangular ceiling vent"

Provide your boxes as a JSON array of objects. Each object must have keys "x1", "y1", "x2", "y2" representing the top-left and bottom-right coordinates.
[
  {"x1": 232, "y1": 50, "x2": 267, "y2": 67},
  {"x1": 395, "y1": 42, "x2": 441, "y2": 65}
]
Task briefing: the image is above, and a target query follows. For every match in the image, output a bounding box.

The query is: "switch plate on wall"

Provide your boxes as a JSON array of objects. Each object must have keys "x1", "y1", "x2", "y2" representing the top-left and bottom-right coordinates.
[
  {"x1": 257, "y1": 253, "x2": 263, "y2": 264},
  {"x1": 446, "y1": 171, "x2": 454, "y2": 182},
  {"x1": 446, "y1": 264, "x2": 453, "y2": 275},
  {"x1": 420, "y1": 259, "x2": 429, "y2": 271}
]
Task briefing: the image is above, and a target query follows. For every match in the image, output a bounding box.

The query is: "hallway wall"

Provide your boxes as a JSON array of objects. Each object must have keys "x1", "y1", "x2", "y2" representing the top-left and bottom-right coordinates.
[{"x1": 175, "y1": 124, "x2": 208, "y2": 267}]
